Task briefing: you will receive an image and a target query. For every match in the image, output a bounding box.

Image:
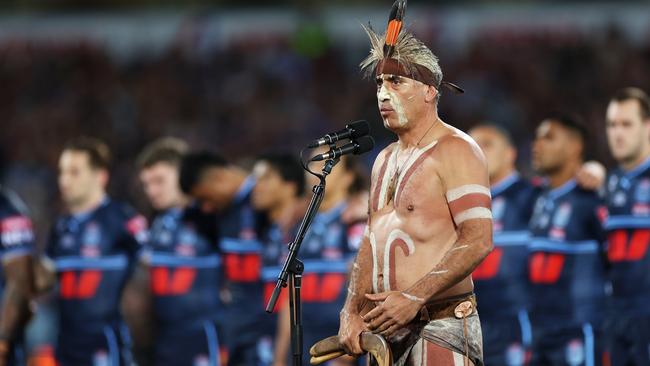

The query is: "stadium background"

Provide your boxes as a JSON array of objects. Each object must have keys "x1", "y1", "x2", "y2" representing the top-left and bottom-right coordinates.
[{"x1": 1, "y1": 0, "x2": 650, "y2": 360}]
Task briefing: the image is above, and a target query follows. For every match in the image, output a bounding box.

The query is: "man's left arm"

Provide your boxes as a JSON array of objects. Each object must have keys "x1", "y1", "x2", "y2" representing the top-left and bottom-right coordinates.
[
  {"x1": 0, "y1": 214, "x2": 35, "y2": 364},
  {"x1": 364, "y1": 136, "x2": 493, "y2": 336}
]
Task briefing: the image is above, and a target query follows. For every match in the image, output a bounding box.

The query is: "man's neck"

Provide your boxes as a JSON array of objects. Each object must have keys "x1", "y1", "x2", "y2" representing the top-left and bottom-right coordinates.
[
  {"x1": 228, "y1": 168, "x2": 249, "y2": 201},
  {"x1": 490, "y1": 168, "x2": 516, "y2": 188},
  {"x1": 166, "y1": 196, "x2": 190, "y2": 211},
  {"x1": 269, "y1": 197, "x2": 300, "y2": 231},
  {"x1": 69, "y1": 191, "x2": 106, "y2": 215},
  {"x1": 621, "y1": 149, "x2": 650, "y2": 172},
  {"x1": 321, "y1": 188, "x2": 347, "y2": 213},
  {"x1": 396, "y1": 110, "x2": 441, "y2": 148},
  {"x1": 548, "y1": 161, "x2": 580, "y2": 189}
]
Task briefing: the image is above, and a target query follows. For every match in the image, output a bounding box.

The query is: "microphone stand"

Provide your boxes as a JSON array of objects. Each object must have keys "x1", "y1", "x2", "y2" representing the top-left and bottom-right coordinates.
[{"x1": 266, "y1": 154, "x2": 341, "y2": 366}]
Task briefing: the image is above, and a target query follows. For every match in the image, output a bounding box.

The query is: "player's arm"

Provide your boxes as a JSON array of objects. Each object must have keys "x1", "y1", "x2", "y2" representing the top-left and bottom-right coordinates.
[
  {"x1": 124, "y1": 261, "x2": 154, "y2": 366},
  {"x1": 0, "y1": 256, "x2": 34, "y2": 362},
  {"x1": 34, "y1": 229, "x2": 58, "y2": 294},
  {"x1": 0, "y1": 214, "x2": 36, "y2": 363},
  {"x1": 120, "y1": 213, "x2": 154, "y2": 365},
  {"x1": 364, "y1": 136, "x2": 493, "y2": 337},
  {"x1": 272, "y1": 298, "x2": 290, "y2": 366}
]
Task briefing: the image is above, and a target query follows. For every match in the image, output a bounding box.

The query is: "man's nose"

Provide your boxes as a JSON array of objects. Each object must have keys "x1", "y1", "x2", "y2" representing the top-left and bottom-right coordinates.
[{"x1": 378, "y1": 84, "x2": 390, "y2": 102}]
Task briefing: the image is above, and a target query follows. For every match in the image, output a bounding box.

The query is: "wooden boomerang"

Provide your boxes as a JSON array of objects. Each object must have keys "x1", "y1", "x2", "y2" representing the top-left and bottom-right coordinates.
[{"x1": 309, "y1": 332, "x2": 392, "y2": 366}]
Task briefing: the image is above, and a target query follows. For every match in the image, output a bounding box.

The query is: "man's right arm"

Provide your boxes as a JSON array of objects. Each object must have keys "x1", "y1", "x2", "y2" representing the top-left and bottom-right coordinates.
[{"x1": 338, "y1": 234, "x2": 373, "y2": 355}]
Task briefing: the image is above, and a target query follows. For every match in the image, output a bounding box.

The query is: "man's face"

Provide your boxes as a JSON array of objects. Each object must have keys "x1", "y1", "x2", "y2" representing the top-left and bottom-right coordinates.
[
  {"x1": 376, "y1": 74, "x2": 434, "y2": 131},
  {"x1": 469, "y1": 126, "x2": 515, "y2": 181},
  {"x1": 58, "y1": 150, "x2": 105, "y2": 207},
  {"x1": 190, "y1": 167, "x2": 232, "y2": 213},
  {"x1": 139, "y1": 162, "x2": 183, "y2": 211},
  {"x1": 532, "y1": 120, "x2": 579, "y2": 175},
  {"x1": 606, "y1": 99, "x2": 650, "y2": 164},
  {"x1": 252, "y1": 161, "x2": 292, "y2": 212}
]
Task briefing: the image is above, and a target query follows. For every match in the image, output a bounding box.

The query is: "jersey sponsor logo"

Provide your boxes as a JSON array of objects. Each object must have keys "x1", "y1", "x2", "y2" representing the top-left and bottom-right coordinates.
[
  {"x1": 126, "y1": 215, "x2": 148, "y2": 244},
  {"x1": 635, "y1": 179, "x2": 650, "y2": 203},
  {"x1": 492, "y1": 196, "x2": 506, "y2": 223},
  {"x1": 613, "y1": 191, "x2": 627, "y2": 207},
  {"x1": 505, "y1": 343, "x2": 525, "y2": 366},
  {"x1": 93, "y1": 350, "x2": 109, "y2": 366},
  {"x1": 565, "y1": 339, "x2": 585, "y2": 366},
  {"x1": 81, "y1": 223, "x2": 102, "y2": 258},
  {"x1": 151, "y1": 267, "x2": 196, "y2": 296},
  {"x1": 633, "y1": 179, "x2": 650, "y2": 215},
  {"x1": 302, "y1": 273, "x2": 346, "y2": 303},
  {"x1": 347, "y1": 223, "x2": 365, "y2": 250},
  {"x1": 177, "y1": 228, "x2": 197, "y2": 257},
  {"x1": 0, "y1": 215, "x2": 34, "y2": 247},
  {"x1": 224, "y1": 253, "x2": 261, "y2": 282},
  {"x1": 607, "y1": 229, "x2": 650, "y2": 262},
  {"x1": 60, "y1": 270, "x2": 102, "y2": 299},
  {"x1": 473, "y1": 247, "x2": 503, "y2": 280},
  {"x1": 529, "y1": 253, "x2": 565, "y2": 284},
  {"x1": 193, "y1": 356, "x2": 210, "y2": 366}
]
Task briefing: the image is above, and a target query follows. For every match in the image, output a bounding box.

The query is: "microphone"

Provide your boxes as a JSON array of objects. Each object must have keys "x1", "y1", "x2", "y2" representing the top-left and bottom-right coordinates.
[
  {"x1": 308, "y1": 121, "x2": 370, "y2": 148},
  {"x1": 311, "y1": 136, "x2": 375, "y2": 161}
]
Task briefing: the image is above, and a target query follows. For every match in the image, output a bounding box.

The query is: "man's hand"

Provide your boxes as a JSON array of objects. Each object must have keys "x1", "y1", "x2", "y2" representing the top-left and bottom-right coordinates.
[
  {"x1": 362, "y1": 291, "x2": 422, "y2": 338},
  {"x1": 576, "y1": 161, "x2": 606, "y2": 191},
  {"x1": 338, "y1": 310, "x2": 366, "y2": 356}
]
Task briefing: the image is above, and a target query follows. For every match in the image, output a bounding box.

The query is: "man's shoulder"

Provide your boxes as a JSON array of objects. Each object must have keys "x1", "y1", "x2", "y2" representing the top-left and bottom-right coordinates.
[{"x1": 432, "y1": 128, "x2": 485, "y2": 166}]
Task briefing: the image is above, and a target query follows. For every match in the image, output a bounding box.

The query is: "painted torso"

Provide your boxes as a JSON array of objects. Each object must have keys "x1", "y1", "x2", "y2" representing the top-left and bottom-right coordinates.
[{"x1": 367, "y1": 141, "x2": 472, "y2": 298}]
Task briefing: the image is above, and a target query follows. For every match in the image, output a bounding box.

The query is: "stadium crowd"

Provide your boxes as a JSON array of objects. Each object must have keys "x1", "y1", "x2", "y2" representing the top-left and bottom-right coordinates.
[{"x1": 0, "y1": 18, "x2": 649, "y2": 366}]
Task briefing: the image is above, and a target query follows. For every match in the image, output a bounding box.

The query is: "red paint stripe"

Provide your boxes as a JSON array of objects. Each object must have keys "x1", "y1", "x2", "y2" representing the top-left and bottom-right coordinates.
[
  {"x1": 395, "y1": 145, "x2": 438, "y2": 207},
  {"x1": 388, "y1": 239, "x2": 410, "y2": 291},
  {"x1": 448, "y1": 194, "x2": 491, "y2": 217},
  {"x1": 372, "y1": 149, "x2": 394, "y2": 212}
]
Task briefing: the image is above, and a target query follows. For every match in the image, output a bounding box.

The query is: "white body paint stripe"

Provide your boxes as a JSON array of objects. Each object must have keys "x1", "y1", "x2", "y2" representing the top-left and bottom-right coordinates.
[
  {"x1": 453, "y1": 351, "x2": 465, "y2": 366},
  {"x1": 369, "y1": 233, "x2": 379, "y2": 294},
  {"x1": 454, "y1": 207, "x2": 492, "y2": 224},
  {"x1": 395, "y1": 140, "x2": 438, "y2": 190},
  {"x1": 383, "y1": 229, "x2": 415, "y2": 291},
  {"x1": 445, "y1": 184, "x2": 491, "y2": 202}
]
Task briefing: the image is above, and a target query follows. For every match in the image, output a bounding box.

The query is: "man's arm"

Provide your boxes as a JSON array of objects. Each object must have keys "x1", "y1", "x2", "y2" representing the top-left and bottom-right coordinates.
[
  {"x1": 364, "y1": 135, "x2": 493, "y2": 337},
  {"x1": 122, "y1": 262, "x2": 155, "y2": 366},
  {"x1": 0, "y1": 256, "x2": 34, "y2": 363},
  {"x1": 338, "y1": 233, "x2": 373, "y2": 355}
]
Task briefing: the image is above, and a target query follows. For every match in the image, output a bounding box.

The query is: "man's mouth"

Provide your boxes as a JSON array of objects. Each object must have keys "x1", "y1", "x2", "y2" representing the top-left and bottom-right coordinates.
[{"x1": 380, "y1": 106, "x2": 394, "y2": 116}]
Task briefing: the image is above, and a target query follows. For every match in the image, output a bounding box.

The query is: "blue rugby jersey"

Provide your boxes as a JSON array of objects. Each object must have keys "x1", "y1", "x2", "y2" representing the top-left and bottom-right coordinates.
[
  {"x1": 527, "y1": 180, "x2": 607, "y2": 325},
  {"x1": 0, "y1": 188, "x2": 35, "y2": 291},
  {"x1": 603, "y1": 157, "x2": 650, "y2": 311},
  {"x1": 143, "y1": 205, "x2": 221, "y2": 329},
  {"x1": 0, "y1": 188, "x2": 35, "y2": 362},
  {"x1": 473, "y1": 173, "x2": 539, "y2": 319},
  {"x1": 45, "y1": 198, "x2": 147, "y2": 337},
  {"x1": 217, "y1": 176, "x2": 266, "y2": 346}
]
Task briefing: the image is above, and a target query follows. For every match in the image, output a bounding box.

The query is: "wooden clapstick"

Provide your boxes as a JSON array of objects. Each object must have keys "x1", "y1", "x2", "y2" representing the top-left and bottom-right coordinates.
[{"x1": 309, "y1": 332, "x2": 392, "y2": 366}]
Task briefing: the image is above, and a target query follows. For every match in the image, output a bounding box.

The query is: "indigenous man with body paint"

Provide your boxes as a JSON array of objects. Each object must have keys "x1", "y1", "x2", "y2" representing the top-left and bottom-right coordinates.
[
  {"x1": 338, "y1": 4, "x2": 493, "y2": 365},
  {"x1": 468, "y1": 124, "x2": 538, "y2": 366},
  {"x1": 527, "y1": 115, "x2": 606, "y2": 366}
]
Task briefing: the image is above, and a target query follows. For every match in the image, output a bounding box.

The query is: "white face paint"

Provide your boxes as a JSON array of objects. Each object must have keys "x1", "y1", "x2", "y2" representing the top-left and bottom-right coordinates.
[{"x1": 377, "y1": 76, "x2": 409, "y2": 129}]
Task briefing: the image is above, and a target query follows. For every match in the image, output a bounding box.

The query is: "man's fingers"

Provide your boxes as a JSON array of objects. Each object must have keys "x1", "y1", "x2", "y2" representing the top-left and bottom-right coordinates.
[
  {"x1": 362, "y1": 306, "x2": 382, "y2": 322},
  {"x1": 380, "y1": 324, "x2": 400, "y2": 338},
  {"x1": 365, "y1": 292, "x2": 390, "y2": 302},
  {"x1": 371, "y1": 317, "x2": 394, "y2": 334},
  {"x1": 366, "y1": 312, "x2": 390, "y2": 330}
]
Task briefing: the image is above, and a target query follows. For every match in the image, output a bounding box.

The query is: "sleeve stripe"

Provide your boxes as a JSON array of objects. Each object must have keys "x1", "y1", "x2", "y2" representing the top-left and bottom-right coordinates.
[
  {"x1": 445, "y1": 184, "x2": 491, "y2": 202},
  {"x1": 454, "y1": 207, "x2": 492, "y2": 225}
]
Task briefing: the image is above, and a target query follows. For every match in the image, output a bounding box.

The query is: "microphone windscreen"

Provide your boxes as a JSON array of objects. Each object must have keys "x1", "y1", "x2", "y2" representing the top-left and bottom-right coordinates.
[
  {"x1": 348, "y1": 120, "x2": 370, "y2": 139},
  {"x1": 354, "y1": 136, "x2": 375, "y2": 155}
]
